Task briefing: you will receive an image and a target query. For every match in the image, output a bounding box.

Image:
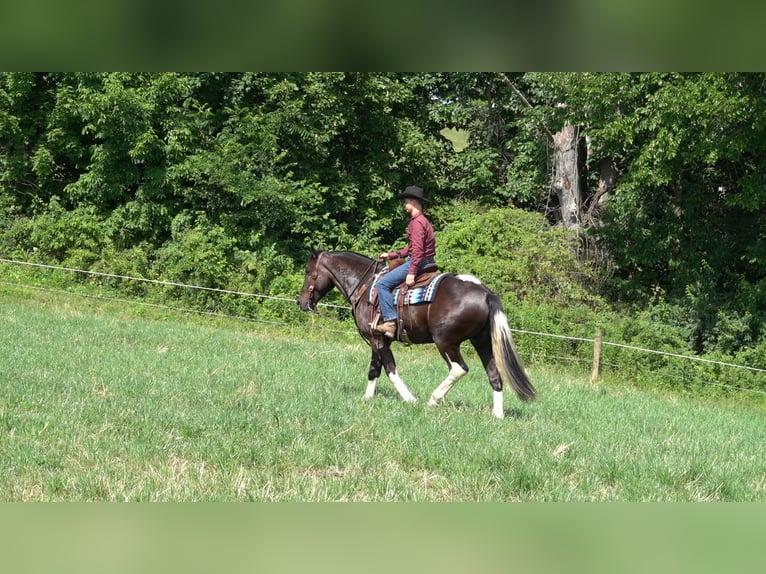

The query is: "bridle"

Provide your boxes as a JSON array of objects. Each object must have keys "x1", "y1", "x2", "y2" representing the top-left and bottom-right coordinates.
[
  {"x1": 306, "y1": 251, "x2": 324, "y2": 311},
  {"x1": 306, "y1": 251, "x2": 380, "y2": 317}
]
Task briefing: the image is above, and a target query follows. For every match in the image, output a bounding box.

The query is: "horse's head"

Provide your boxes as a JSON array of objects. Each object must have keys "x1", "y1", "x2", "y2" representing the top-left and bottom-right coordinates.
[{"x1": 297, "y1": 248, "x2": 334, "y2": 312}]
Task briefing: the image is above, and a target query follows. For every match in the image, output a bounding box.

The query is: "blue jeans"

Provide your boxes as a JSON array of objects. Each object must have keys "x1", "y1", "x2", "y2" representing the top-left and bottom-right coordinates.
[{"x1": 376, "y1": 259, "x2": 433, "y2": 322}]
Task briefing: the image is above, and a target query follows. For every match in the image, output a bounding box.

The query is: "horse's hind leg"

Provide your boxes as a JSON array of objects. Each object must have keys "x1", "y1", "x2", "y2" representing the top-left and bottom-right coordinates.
[
  {"x1": 471, "y1": 328, "x2": 505, "y2": 419},
  {"x1": 427, "y1": 343, "x2": 468, "y2": 407}
]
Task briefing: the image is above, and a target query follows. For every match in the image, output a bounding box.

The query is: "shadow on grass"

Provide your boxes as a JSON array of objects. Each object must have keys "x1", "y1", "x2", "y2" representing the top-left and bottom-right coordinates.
[
  {"x1": 339, "y1": 383, "x2": 532, "y2": 420},
  {"x1": 440, "y1": 400, "x2": 532, "y2": 420}
]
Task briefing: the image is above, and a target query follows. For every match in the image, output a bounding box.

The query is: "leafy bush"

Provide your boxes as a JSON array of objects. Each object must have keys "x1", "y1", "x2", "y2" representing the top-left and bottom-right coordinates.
[
  {"x1": 433, "y1": 202, "x2": 601, "y2": 308},
  {"x1": 91, "y1": 245, "x2": 153, "y2": 297},
  {"x1": 16, "y1": 198, "x2": 107, "y2": 263},
  {"x1": 151, "y1": 212, "x2": 238, "y2": 309}
]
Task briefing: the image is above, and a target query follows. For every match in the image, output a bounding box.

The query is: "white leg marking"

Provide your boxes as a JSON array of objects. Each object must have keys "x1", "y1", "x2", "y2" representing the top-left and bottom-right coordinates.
[
  {"x1": 493, "y1": 390, "x2": 505, "y2": 419},
  {"x1": 428, "y1": 362, "x2": 467, "y2": 406},
  {"x1": 389, "y1": 370, "x2": 417, "y2": 403},
  {"x1": 456, "y1": 274, "x2": 482, "y2": 285},
  {"x1": 364, "y1": 378, "x2": 377, "y2": 400}
]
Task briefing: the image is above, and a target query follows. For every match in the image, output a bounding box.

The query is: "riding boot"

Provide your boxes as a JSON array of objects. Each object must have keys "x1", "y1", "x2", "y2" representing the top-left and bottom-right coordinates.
[{"x1": 373, "y1": 320, "x2": 397, "y2": 338}]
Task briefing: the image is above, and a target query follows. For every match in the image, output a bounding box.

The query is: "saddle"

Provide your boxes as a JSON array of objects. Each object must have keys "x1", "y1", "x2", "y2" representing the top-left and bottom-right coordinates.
[
  {"x1": 368, "y1": 258, "x2": 440, "y2": 306},
  {"x1": 369, "y1": 258, "x2": 441, "y2": 343},
  {"x1": 386, "y1": 256, "x2": 439, "y2": 276}
]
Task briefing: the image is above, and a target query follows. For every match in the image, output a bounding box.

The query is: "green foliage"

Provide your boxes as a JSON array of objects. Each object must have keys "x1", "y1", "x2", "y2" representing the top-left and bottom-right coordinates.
[
  {"x1": 521, "y1": 72, "x2": 766, "y2": 355},
  {"x1": 430, "y1": 72, "x2": 547, "y2": 207},
  {"x1": 434, "y1": 202, "x2": 599, "y2": 308},
  {"x1": 154, "y1": 212, "x2": 237, "y2": 289},
  {"x1": 8, "y1": 198, "x2": 108, "y2": 264}
]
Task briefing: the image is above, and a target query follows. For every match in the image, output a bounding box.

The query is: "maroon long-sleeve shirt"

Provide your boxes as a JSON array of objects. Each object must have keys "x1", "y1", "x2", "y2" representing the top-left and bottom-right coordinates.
[{"x1": 388, "y1": 212, "x2": 436, "y2": 274}]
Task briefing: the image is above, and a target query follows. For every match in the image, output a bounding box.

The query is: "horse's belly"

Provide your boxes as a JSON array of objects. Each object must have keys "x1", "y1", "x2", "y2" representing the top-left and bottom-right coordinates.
[
  {"x1": 400, "y1": 307, "x2": 435, "y2": 344},
  {"x1": 403, "y1": 329, "x2": 434, "y2": 344}
]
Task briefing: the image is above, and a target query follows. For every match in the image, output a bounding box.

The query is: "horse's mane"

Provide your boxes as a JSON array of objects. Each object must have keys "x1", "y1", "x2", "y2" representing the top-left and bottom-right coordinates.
[
  {"x1": 327, "y1": 250, "x2": 384, "y2": 272},
  {"x1": 332, "y1": 250, "x2": 373, "y2": 262}
]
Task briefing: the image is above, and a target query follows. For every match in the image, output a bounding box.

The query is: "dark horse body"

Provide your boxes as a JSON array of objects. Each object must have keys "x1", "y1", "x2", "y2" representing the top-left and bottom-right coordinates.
[{"x1": 297, "y1": 249, "x2": 535, "y2": 418}]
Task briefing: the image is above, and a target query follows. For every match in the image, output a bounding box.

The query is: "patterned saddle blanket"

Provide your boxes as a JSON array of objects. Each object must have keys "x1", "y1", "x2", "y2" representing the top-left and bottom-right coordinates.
[{"x1": 369, "y1": 272, "x2": 451, "y2": 306}]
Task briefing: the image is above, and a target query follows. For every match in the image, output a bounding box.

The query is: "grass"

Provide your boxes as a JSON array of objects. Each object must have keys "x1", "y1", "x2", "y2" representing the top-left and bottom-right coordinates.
[{"x1": 2, "y1": 285, "x2": 766, "y2": 501}]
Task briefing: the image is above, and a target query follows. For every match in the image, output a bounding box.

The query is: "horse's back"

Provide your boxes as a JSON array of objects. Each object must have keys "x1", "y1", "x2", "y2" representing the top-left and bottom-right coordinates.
[
  {"x1": 438, "y1": 273, "x2": 491, "y2": 302},
  {"x1": 422, "y1": 274, "x2": 492, "y2": 336}
]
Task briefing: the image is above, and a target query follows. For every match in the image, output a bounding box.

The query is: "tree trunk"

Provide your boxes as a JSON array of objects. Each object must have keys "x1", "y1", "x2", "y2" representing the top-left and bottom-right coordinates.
[
  {"x1": 582, "y1": 157, "x2": 618, "y2": 226},
  {"x1": 597, "y1": 158, "x2": 618, "y2": 205},
  {"x1": 552, "y1": 124, "x2": 581, "y2": 228}
]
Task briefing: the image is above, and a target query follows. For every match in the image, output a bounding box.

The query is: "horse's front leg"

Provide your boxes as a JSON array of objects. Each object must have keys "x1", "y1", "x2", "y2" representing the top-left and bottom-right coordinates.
[
  {"x1": 364, "y1": 348, "x2": 382, "y2": 400},
  {"x1": 374, "y1": 339, "x2": 417, "y2": 403}
]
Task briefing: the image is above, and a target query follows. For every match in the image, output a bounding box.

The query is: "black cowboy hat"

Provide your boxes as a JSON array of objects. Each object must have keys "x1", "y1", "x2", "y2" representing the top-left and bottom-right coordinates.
[{"x1": 397, "y1": 185, "x2": 428, "y2": 202}]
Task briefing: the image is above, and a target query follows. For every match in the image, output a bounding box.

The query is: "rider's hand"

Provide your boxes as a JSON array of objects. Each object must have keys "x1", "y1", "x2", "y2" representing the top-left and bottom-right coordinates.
[
  {"x1": 405, "y1": 273, "x2": 415, "y2": 286},
  {"x1": 379, "y1": 253, "x2": 389, "y2": 260}
]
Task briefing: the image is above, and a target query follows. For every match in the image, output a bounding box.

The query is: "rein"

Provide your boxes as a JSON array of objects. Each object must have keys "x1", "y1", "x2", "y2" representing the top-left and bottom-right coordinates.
[
  {"x1": 347, "y1": 258, "x2": 379, "y2": 310},
  {"x1": 308, "y1": 252, "x2": 379, "y2": 318}
]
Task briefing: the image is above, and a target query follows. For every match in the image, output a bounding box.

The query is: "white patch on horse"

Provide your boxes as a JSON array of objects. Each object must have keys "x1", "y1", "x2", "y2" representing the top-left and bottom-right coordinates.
[
  {"x1": 493, "y1": 390, "x2": 505, "y2": 419},
  {"x1": 428, "y1": 362, "x2": 467, "y2": 406},
  {"x1": 364, "y1": 378, "x2": 377, "y2": 400},
  {"x1": 456, "y1": 274, "x2": 482, "y2": 285},
  {"x1": 388, "y1": 370, "x2": 417, "y2": 403}
]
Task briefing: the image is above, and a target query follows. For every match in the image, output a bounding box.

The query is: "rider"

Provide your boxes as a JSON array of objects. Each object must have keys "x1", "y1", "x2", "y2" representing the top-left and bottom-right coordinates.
[{"x1": 373, "y1": 185, "x2": 436, "y2": 338}]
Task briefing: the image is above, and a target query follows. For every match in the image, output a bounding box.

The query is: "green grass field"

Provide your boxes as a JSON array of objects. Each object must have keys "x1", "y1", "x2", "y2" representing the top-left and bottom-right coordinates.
[{"x1": 2, "y1": 285, "x2": 766, "y2": 501}]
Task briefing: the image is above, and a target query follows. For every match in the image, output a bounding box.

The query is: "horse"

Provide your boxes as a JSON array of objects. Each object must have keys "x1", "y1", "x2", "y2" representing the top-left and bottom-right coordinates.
[{"x1": 296, "y1": 249, "x2": 536, "y2": 418}]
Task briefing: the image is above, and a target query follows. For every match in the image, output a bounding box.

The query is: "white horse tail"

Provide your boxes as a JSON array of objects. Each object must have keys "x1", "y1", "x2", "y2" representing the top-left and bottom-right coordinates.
[{"x1": 487, "y1": 293, "x2": 536, "y2": 402}]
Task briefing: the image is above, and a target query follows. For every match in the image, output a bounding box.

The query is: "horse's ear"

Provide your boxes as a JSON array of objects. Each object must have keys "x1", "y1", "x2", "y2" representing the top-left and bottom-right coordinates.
[{"x1": 309, "y1": 247, "x2": 318, "y2": 257}]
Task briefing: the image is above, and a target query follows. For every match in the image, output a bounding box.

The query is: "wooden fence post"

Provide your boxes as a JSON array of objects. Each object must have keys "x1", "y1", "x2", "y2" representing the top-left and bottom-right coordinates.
[{"x1": 591, "y1": 328, "x2": 603, "y2": 383}]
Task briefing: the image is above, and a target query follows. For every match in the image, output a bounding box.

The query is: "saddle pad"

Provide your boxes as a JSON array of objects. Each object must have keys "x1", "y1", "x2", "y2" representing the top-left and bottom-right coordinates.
[{"x1": 393, "y1": 273, "x2": 450, "y2": 305}]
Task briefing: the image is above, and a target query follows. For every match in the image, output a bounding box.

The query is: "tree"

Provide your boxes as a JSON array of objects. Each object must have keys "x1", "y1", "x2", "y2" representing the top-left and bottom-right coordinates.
[
  {"x1": 428, "y1": 72, "x2": 547, "y2": 208},
  {"x1": 526, "y1": 72, "x2": 766, "y2": 350},
  {"x1": 0, "y1": 72, "x2": 453, "y2": 259},
  {"x1": 552, "y1": 124, "x2": 581, "y2": 228}
]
